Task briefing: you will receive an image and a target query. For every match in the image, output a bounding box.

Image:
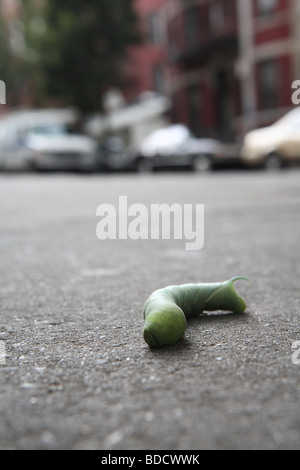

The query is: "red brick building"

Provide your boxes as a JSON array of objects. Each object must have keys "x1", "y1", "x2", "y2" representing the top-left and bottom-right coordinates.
[
  {"x1": 1, "y1": 0, "x2": 19, "y2": 20},
  {"x1": 237, "y1": 0, "x2": 299, "y2": 134},
  {"x1": 163, "y1": 0, "x2": 240, "y2": 140},
  {"x1": 126, "y1": 0, "x2": 300, "y2": 140},
  {"x1": 124, "y1": 0, "x2": 170, "y2": 101}
]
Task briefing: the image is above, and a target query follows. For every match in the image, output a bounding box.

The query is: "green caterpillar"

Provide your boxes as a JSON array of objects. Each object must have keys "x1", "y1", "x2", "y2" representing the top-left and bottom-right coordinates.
[{"x1": 142, "y1": 277, "x2": 248, "y2": 348}]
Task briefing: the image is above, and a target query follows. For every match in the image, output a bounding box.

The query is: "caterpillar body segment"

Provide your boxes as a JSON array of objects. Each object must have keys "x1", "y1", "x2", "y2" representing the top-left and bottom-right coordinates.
[{"x1": 143, "y1": 277, "x2": 248, "y2": 348}]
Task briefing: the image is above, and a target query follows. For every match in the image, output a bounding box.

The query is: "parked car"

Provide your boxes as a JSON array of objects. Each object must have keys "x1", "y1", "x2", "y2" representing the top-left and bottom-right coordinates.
[
  {"x1": 0, "y1": 108, "x2": 98, "y2": 171},
  {"x1": 97, "y1": 136, "x2": 135, "y2": 172},
  {"x1": 135, "y1": 124, "x2": 238, "y2": 172},
  {"x1": 25, "y1": 124, "x2": 98, "y2": 172},
  {"x1": 0, "y1": 112, "x2": 35, "y2": 171},
  {"x1": 241, "y1": 107, "x2": 300, "y2": 169}
]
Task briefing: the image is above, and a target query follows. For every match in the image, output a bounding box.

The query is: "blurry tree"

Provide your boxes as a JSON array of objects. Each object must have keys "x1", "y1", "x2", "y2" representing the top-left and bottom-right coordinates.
[
  {"x1": 24, "y1": 0, "x2": 140, "y2": 112},
  {"x1": 0, "y1": 8, "x2": 28, "y2": 106},
  {"x1": 0, "y1": 11, "x2": 11, "y2": 82}
]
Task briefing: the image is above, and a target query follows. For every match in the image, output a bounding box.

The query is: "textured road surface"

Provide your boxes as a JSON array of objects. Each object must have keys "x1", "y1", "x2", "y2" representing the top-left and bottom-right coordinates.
[{"x1": 0, "y1": 169, "x2": 300, "y2": 450}]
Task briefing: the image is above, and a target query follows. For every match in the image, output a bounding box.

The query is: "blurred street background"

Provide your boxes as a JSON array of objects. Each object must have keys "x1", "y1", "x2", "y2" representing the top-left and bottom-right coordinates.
[
  {"x1": 1, "y1": 0, "x2": 300, "y2": 171},
  {"x1": 0, "y1": 0, "x2": 300, "y2": 450}
]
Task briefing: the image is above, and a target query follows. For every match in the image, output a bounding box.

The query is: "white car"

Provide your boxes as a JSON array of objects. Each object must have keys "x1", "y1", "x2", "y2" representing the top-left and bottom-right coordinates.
[
  {"x1": 0, "y1": 108, "x2": 98, "y2": 171},
  {"x1": 241, "y1": 107, "x2": 300, "y2": 169},
  {"x1": 136, "y1": 124, "x2": 235, "y2": 172},
  {"x1": 25, "y1": 124, "x2": 98, "y2": 172}
]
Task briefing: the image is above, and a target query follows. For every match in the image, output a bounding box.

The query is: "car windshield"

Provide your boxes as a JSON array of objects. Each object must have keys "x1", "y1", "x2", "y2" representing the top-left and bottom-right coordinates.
[
  {"x1": 29, "y1": 124, "x2": 67, "y2": 136},
  {"x1": 143, "y1": 125, "x2": 191, "y2": 148}
]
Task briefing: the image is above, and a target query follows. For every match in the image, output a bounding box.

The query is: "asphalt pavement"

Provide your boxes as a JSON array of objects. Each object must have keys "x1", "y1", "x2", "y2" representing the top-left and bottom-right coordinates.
[{"x1": 0, "y1": 168, "x2": 300, "y2": 450}]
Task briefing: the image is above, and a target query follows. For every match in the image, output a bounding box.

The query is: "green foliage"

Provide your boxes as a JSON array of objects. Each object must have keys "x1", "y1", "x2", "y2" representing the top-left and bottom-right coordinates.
[
  {"x1": 0, "y1": 13, "x2": 9, "y2": 81},
  {"x1": 0, "y1": 10, "x2": 26, "y2": 106},
  {"x1": 25, "y1": 0, "x2": 140, "y2": 112}
]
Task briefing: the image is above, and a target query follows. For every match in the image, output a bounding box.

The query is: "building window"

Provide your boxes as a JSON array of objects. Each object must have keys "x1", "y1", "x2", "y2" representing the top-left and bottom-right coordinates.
[
  {"x1": 209, "y1": 2, "x2": 225, "y2": 33},
  {"x1": 215, "y1": 69, "x2": 233, "y2": 135},
  {"x1": 148, "y1": 12, "x2": 162, "y2": 45},
  {"x1": 256, "y1": 0, "x2": 278, "y2": 16},
  {"x1": 153, "y1": 65, "x2": 164, "y2": 94},
  {"x1": 187, "y1": 85, "x2": 202, "y2": 136},
  {"x1": 258, "y1": 59, "x2": 279, "y2": 109},
  {"x1": 185, "y1": 7, "x2": 199, "y2": 49},
  {"x1": 167, "y1": 17, "x2": 180, "y2": 60}
]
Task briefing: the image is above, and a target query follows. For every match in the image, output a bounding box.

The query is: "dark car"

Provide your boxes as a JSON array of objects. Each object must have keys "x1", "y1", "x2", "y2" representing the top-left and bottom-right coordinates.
[{"x1": 135, "y1": 124, "x2": 237, "y2": 172}]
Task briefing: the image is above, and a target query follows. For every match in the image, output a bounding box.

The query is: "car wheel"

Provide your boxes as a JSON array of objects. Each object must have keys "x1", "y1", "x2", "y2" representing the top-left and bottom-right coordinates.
[
  {"x1": 264, "y1": 152, "x2": 283, "y2": 171},
  {"x1": 193, "y1": 154, "x2": 212, "y2": 172},
  {"x1": 28, "y1": 159, "x2": 39, "y2": 172},
  {"x1": 83, "y1": 163, "x2": 98, "y2": 173},
  {"x1": 138, "y1": 158, "x2": 153, "y2": 173}
]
